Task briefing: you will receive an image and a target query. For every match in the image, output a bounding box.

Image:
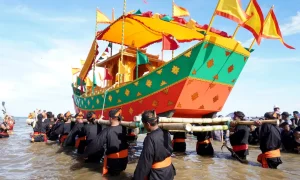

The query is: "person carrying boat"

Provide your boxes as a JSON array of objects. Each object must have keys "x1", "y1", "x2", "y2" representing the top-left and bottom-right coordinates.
[
  {"x1": 48, "y1": 113, "x2": 64, "y2": 141},
  {"x1": 171, "y1": 132, "x2": 187, "y2": 152},
  {"x1": 63, "y1": 112, "x2": 86, "y2": 154},
  {"x1": 133, "y1": 110, "x2": 176, "y2": 180},
  {"x1": 229, "y1": 111, "x2": 250, "y2": 160},
  {"x1": 30, "y1": 114, "x2": 48, "y2": 142},
  {"x1": 58, "y1": 111, "x2": 72, "y2": 145},
  {"x1": 84, "y1": 108, "x2": 128, "y2": 176},
  {"x1": 255, "y1": 112, "x2": 282, "y2": 169},
  {"x1": 81, "y1": 111, "x2": 103, "y2": 163},
  {"x1": 0, "y1": 119, "x2": 9, "y2": 138}
]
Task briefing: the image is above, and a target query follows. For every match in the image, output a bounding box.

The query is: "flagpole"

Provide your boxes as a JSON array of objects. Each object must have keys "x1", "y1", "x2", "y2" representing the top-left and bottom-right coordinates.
[
  {"x1": 119, "y1": 0, "x2": 127, "y2": 85},
  {"x1": 248, "y1": 5, "x2": 274, "y2": 51},
  {"x1": 171, "y1": 0, "x2": 174, "y2": 59},
  {"x1": 136, "y1": 48, "x2": 138, "y2": 79},
  {"x1": 206, "y1": 0, "x2": 222, "y2": 34},
  {"x1": 92, "y1": 8, "x2": 98, "y2": 94},
  {"x1": 231, "y1": 1, "x2": 251, "y2": 39},
  {"x1": 111, "y1": 8, "x2": 114, "y2": 57}
]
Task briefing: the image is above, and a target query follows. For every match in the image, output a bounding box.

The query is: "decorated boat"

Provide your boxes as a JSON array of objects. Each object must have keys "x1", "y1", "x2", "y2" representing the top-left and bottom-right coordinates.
[{"x1": 72, "y1": 0, "x2": 294, "y2": 123}]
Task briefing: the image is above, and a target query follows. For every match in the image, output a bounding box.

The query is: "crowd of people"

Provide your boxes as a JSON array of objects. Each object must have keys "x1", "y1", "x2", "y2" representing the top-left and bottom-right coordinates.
[
  {"x1": 22, "y1": 106, "x2": 300, "y2": 179},
  {"x1": 0, "y1": 115, "x2": 15, "y2": 138},
  {"x1": 27, "y1": 109, "x2": 175, "y2": 179}
]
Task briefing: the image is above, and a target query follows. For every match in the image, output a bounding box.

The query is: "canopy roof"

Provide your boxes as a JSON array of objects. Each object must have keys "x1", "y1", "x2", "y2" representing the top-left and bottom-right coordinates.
[{"x1": 97, "y1": 14, "x2": 205, "y2": 48}]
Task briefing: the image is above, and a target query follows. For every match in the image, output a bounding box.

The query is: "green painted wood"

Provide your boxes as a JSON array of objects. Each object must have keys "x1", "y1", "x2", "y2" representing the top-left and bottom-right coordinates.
[{"x1": 73, "y1": 40, "x2": 249, "y2": 110}]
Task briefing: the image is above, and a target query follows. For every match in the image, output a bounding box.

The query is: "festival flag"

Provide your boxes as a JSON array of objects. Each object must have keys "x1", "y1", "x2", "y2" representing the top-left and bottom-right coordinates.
[
  {"x1": 72, "y1": 68, "x2": 80, "y2": 75},
  {"x1": 215, "y1": 0, "x2": 249, "y2": 25},
  {"x1": 162, "y1": 34, "x2": 179, "y2": 50},
  {"x1": 240, "y1": 0, "x2": 264, "y2": 44},
  {"x1": 173, "y1": 2, "x2": 190, "y2": 17},
  {"x1": 85, "y1": 77, "x2": 93, "y2": 87},
  {"x1": 96, "y1": 9, "x2": 111, "y2": 24},
  {"x1": 80, "y1": 59, "x2": 85, "y2": 65},
  {"x1": 103, "y1": 68, "x2": 113, "y2": 80},
  {"x1": 136, "y1": 50, "x2": 149, "y2": 66},
  {"x1": 260, "y1": 8, "x2": 295, "y2": 49}
]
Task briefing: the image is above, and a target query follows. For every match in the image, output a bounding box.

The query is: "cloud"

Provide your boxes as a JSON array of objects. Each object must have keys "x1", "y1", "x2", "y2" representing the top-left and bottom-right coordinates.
[
  {"x1": 0, "y1": 37, "x2": 93, "y2": 116},
  {"x1": 281, "y1": 12, "x2": 300, "y2": 36},
  {"x1": 5, "y1": 4, "x2": 88, "y2": 23}
]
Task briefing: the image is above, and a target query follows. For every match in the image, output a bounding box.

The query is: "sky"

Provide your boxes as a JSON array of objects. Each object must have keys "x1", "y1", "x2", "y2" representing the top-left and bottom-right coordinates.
[{"x1": 0, "y1": 0, "x2": 299, "y2": 117}]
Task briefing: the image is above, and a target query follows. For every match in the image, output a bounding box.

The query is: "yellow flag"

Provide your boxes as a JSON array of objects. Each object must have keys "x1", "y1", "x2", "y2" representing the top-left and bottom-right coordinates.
[
  {"x1": 80, "y1": 59, "x2": 85, "y2": 65},
  {"x1": 72, "y1": 68, "x2": 81, "y2": 75},
  {"x1": 85, "y1": 77, "x2": 93, "y2": 87},
  {"x1": 215, "y1": 0, "x2": 248, "y2": 24},
  {"x1": 261, "y1": 9, "x2": 295, "y2": 49},
  {"x1": 241, "y1": 0, "x2": 264, "y2": 44},
  {"x1": 96, "y1": 9, "x2": 111, "y2": 24},
  {"x1": 173, "y1": 3, "x2": 190, "y2": 17}
]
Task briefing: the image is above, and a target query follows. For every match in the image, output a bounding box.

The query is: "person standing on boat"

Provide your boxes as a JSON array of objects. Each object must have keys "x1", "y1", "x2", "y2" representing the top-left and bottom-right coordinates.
[
  {"x1": 133, "y1": 110, "x2": 176, "y2": 180},
  {"x1": 172, "y1": 132, "x2": 187, "y2": 152},
  {"x1": 229, "y1": 111, "x2": 250, "y2": 161},
  {"x1": 84, "y1": 108, "x2": 128, "y2": 176},
  {"x1": 81, "y1": 111, "x2": 103, "y2": 163},
  {"x1": 255, "y1": 112, "x2": 282, "y2": 169}
]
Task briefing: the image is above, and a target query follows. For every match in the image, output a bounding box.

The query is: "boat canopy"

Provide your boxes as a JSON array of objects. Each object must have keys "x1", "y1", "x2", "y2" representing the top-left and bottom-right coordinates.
[{"x1": 97, "y1": 14, "x2": 205, "y2": 48}]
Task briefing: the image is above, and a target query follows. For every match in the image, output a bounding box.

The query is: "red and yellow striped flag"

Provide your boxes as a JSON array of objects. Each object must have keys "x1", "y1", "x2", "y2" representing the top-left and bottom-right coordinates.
[
  {"x1": 96, "y1": 9, "x2": 111, "y2": 24},
  {"x1": 241, "y1": 0, "x2": 264, "y2": 44},
  {"x1": 261, "y1": 9, "x2": 295, "y2": 49},
  {"x1": 173, "y1": 2, "x2": 190, "y2": 17},
  {"x1": 215, "y1": 0, "x2": 249, "y2": 25}
]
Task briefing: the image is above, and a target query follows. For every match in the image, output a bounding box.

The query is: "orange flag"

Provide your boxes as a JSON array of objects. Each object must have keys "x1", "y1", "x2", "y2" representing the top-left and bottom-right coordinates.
[
  {"x1": 261, "y1": 8, "x2": 295, "y2": 49},
  {"x1": 173, "y1": 2, "x2": 190, "y2": 17},
  {"x1": 241, "y1": 0, "x2": 264, "y2": 44},
  {"x1": 96, "y1": 9, "x2": 111, "y2": 24},
  {"x1": 215, "y1": 0, "x2": 249, "y2": 25}
]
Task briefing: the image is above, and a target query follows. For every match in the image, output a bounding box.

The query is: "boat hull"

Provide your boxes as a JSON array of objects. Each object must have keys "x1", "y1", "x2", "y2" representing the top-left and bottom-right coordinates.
[{"x1": 72, "y1": 35, "x2": 250, "y2": 121}]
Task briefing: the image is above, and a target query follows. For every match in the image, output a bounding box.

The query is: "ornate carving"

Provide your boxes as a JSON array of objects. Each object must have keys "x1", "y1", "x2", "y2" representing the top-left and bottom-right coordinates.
[
  {"x1": 108, "y1": 95, "x2": 113, "y2": 102},
  {"x1": 171, "y1": 65, "x2": 180, "y2": 75},
  {"x1": 117, "y1": 99, "x2": 122, "y2": 103},
  {"x1": 204, "y1": 43, "x2": 210, "y2": 49},
  {"x1": 225, "y1": 51, "x2": 231, "y2": 56},
  {"x1": 191, "y1": 92, "x2": 199, "y2": 101},
  {"x1": 162, "y1": 88, "x2": 169, "y2": 94},
  {"x1": 137, "y1": 92, "x2": 142, "y2": 96},
  {"x1": 207, "y1": 59, "x2": 214, "y2": 68},
  {"x1": 231, "y1": 79, "x2": 236, "y2": 83},
  {"x1": 146, "y1": 80, "x2": 152, "y2": 88},
  {"x1": 228, "y1": 65, "x2": 234, "y2": 73},
  {"x1": 152, "y1": 100, "x2": 158, "y2": 107},
  {"x1": 177, "y1": 102, "x2": 182, "y2": 108},
  {"x1": 134, "y1": 81, "x2": 139, "y2": 86},
  {"x1": 187, "y1": 79, "x2": 193, "y2": 85},
  {"x1": 209, "y1": 83, "x2": 215, "y2": 89},
  {"x1": 160, "y1": 80, "x2": 167, "y2": 86},
  {"x1": 192, "y1": 69, "x2": 197, "y2": 75},
  {"x1": 213, "y1": 95, "x2": 219, "y2": 103},
  {"x1": 199, "y1": 105, "x2": 205, "y2": 109},
  {"x1": 213, "y1": 74, "x2": 219, "y2": 80},
  {"x1": 168, "y1": 101, "x2": 174, "y2": 106},
  {"x1": 129, "y1": 107, "x2": 133, "y2": 115},
  {"x1": 116, "y1": 89, "x2": 120, "y2": 93},
  {"x1": 125, "y1": 89, "x2": 130, "y2": 96},
  {"x1": 157, "y1": 69, "x2": 163, "y2": 75},
  {"x1": 184, "y1": 51, "x2": 192, "y2": 57}
]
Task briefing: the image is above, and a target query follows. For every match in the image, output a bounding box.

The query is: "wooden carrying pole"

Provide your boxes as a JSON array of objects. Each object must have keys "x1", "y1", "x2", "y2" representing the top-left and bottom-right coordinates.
[
  {"x1": 157, "y1": 117, "x2": 230, "y2": 124},
  {"x1": 192, "y1": 125, "x2": 228, "y2": 132},
  {"x1": 159, "y1": 123, "x2": 192, "y2": 131},
  {"x1": 233, "y1": 119, "x2": 279, "y2": 126},
  {"x1": 97, "y1": 119, "x2": 139, "y2": 128}
]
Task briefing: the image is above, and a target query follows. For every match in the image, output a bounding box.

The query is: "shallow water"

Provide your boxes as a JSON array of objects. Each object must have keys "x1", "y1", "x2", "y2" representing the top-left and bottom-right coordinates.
[{"x1": 0, "y1": 118, "x2": 299, "y2": 180}]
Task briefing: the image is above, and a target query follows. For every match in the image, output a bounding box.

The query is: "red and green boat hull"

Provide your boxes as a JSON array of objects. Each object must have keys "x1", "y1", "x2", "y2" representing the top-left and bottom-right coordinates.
[{"x1": 72, "y1": 35, "x2": 251, "y2": 121}]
